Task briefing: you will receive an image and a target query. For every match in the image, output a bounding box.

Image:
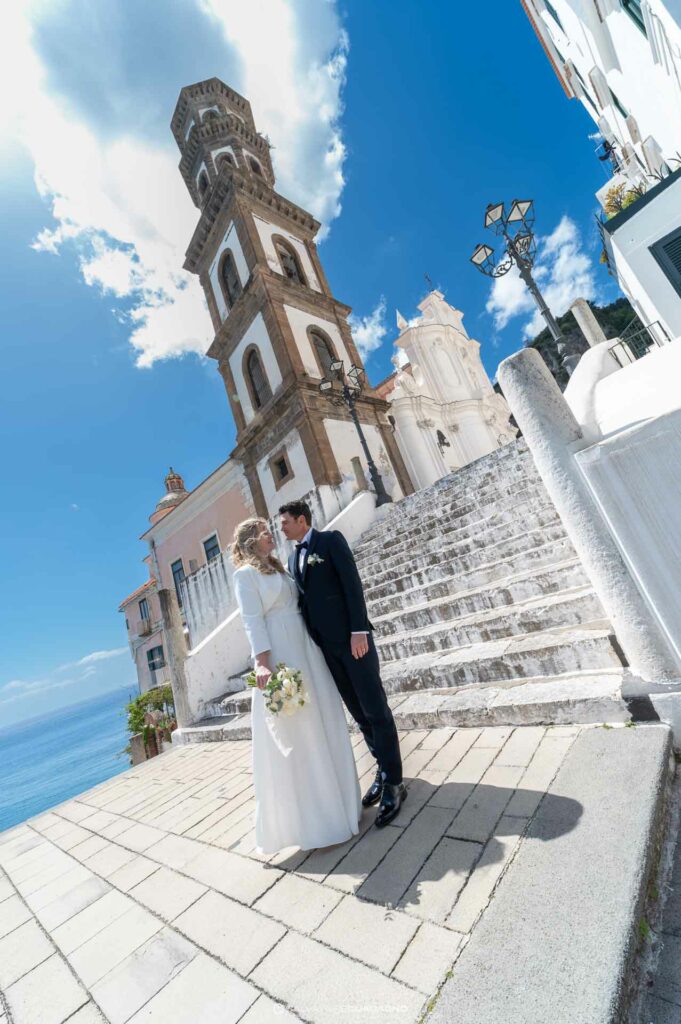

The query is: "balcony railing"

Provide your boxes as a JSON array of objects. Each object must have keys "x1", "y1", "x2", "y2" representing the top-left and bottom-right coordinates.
[{"x1": 608, "y1": 319, "x2": 671, "y2": 367}]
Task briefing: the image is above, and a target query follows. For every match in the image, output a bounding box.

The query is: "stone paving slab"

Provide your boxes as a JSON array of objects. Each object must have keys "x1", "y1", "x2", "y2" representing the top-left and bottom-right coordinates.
[{"x1": 0, "y1": 722, "x2": 669, "y2": 1023}]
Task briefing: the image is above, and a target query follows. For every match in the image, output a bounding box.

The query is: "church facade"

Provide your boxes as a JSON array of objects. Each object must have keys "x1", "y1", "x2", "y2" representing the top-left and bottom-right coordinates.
[
  {"x1": 171, "y1": 77, "x2": 413, "y2": 527},
  {"x1": 376, "y1": 291, "x2": 515, "y2": 490}
]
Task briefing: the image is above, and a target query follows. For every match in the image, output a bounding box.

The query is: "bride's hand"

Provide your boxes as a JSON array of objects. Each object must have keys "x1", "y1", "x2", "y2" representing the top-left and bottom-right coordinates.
[{"x1": 255, "y1": 662, "x2": 273, "y2": 689}]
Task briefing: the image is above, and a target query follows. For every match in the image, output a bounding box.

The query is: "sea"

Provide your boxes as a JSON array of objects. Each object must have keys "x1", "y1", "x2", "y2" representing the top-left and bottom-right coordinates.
[{"x1": 0, "y1": 686, "x2": 135, "y2": 834}]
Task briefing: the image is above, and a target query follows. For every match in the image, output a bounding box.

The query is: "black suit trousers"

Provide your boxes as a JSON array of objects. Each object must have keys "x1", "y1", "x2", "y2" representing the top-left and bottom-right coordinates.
[{"x1": 319, "y1": 634, "x2": 402, "y2": 786}]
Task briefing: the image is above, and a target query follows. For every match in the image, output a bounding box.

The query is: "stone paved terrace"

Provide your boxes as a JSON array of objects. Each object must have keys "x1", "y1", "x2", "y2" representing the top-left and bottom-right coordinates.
[{"x1": 0, "y1": 722, "x2": 672, "y2": 1024}]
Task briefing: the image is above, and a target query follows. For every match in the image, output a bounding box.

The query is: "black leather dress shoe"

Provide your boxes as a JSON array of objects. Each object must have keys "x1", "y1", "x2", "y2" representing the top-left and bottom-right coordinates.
[
  {"x1": 362, "y1": 767, "x2": 384, "y2": 808},
  {"x1": 375, "y1": 782, "x2": 407, "y2": 828}
]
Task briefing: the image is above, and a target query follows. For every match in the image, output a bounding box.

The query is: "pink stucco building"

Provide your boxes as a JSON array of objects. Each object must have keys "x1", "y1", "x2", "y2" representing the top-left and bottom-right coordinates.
[{"x1": 119, "y1": 462, "x2": 254, "y2": 693}]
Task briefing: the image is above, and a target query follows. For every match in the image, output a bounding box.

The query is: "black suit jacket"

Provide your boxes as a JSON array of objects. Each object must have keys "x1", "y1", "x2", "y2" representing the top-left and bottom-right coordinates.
[{"x1": 288, "y1": 528, "x2": 373, "y2": 646}]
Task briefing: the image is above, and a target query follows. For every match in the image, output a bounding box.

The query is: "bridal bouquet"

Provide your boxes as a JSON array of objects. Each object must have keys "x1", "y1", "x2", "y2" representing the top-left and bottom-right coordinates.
[{"x1": 246, "y1": 663, "x2": 310, "y2": 717}]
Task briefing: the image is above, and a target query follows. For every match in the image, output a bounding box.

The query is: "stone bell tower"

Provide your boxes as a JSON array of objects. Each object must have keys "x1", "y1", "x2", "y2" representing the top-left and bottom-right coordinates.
[{"x1": 171, "y1": 78, "x2": 412, "y2": 522}]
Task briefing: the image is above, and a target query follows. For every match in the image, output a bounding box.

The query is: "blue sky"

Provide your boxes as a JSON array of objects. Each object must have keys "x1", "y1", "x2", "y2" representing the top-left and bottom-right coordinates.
[{"x1": 0, "y1": 0, "x2": 620, "y2": 727}]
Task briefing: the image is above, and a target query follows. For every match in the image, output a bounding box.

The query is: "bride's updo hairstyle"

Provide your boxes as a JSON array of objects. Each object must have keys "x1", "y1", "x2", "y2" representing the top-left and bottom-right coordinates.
[{"x1": 231, "y1": 518, "x2": 285, "y2": 576}]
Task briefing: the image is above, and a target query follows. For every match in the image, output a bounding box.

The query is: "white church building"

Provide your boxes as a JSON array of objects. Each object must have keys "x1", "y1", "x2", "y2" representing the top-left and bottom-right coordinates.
[{"x1": 376, "y1": 291, "x2": 516, "y2": 491}]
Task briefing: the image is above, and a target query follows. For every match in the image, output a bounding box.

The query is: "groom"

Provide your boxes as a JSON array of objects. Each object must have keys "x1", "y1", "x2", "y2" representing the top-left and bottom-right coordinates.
[{"x1": 279, "y1": 499, "x2": 406, "y2": 827}]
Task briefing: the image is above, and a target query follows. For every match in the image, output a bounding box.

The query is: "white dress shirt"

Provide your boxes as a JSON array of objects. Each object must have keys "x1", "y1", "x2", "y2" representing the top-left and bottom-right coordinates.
[{"x1": 296, "y1": 528, "x2": 367, "y2": 637}]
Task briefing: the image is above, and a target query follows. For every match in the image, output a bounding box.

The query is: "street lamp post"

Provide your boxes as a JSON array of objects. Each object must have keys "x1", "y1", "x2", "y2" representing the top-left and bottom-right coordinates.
[
  {"x1": 319, "y1": 360, "x2": 393, "y2": 507},
  {"x1": 470, "y1": 199, "x2": 579, "y2": 375}
]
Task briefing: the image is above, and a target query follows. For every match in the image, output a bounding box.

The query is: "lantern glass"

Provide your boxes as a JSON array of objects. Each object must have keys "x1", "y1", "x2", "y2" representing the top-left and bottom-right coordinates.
[
  {"x1": 484, "y1": 202, "x2": 505, "y2": 228},
  {"x1": 471, "y1": 243, "x2": 494, "y2": 266},
  {"x1": 508, "y1": 198, "x2": 534, "y2": 223}
]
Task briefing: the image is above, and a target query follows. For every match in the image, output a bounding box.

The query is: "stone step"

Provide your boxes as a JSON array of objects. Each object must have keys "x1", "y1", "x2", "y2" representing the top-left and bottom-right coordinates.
[
  {"x1": 386, "y1": 669, "x2": 633, "y2": 729},
  {"x1": 355, "y1": 480, "x2": 549, "y2": 558},
  {"x1": 380, "y1": 624, "x2": 623, "y2": 693},
  {"x1": 425, "y1": 723, "x2": 673, "y2": 1024},
  {"x1": 172, "y1": 670, "x2": 643, "y2": 745},
  {"x1": 373, "y1": 559, "x2": 590, "y2": 636},
  {"x1": 363, "y1": 527, "x2": 575, "y2": 599},
  {"x1": 366, "y1": 544, "x2": 581, "y2": 615},
  {"x1": 356, "y1": 474, "x2": 546, "y2": 545},
  {"x1": 376, "y1": 588, "x2": 606, "y2": 661},
  {"x1": 356, "y1": 439, "x2": 536, "y2": 544},
  {"x1": 356, "y1": 502, "x2": 563, "y2": 574}
]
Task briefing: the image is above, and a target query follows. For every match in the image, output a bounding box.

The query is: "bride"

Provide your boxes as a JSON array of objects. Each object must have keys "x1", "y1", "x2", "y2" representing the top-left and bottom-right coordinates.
[{"x1": 231, "y1": 517, "x2": 362, "y2": 855}]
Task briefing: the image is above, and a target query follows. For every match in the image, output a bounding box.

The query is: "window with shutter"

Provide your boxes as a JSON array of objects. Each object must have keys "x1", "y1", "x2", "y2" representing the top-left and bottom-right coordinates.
[{"x1": 650, "y1": 227, "x2": 681, "y2": 298}]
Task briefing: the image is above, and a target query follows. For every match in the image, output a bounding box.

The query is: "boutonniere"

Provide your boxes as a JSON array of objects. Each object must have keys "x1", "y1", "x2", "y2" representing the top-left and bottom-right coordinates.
[{"x1": 307, "y1": 554, "x2": 324, "y2": 567}]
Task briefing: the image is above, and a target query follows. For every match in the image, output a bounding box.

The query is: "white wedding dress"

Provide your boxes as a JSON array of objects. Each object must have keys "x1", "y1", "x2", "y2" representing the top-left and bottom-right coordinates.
[{"x1": 233, "y1": 565, "x2": 362, "y2": 855}]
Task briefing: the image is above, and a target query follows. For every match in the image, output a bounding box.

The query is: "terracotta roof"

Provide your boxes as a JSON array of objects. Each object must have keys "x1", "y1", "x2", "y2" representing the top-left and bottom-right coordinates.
[{"x1": 118, "y1": 577, "x2": 156, "y2": 612}]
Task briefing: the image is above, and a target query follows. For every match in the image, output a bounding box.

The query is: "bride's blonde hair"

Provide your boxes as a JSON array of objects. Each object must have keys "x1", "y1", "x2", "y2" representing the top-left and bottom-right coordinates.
[{"x1": 231, "y1": 517, "x2": 285, "y2": 576}]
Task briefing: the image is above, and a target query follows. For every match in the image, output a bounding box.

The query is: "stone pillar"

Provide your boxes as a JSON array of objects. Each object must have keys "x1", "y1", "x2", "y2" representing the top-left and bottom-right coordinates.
[
  {"x1": 570, "y1": 298, "x2": 608, "y2": 348},
  {"x1": 351, "y1": 456, "x2": 368, "y2": 493},
  {"x1": 498, "y1": 347, "x2": 679, "y2": 682},
  {"x1": 159, "y1": 588, "x2": 193, "y2": 728}
]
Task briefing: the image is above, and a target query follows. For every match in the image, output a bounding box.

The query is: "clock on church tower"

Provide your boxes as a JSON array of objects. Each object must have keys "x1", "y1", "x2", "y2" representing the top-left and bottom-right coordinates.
[{"x1": 171, "y1": 78, "x2": 412, "y2": 524}]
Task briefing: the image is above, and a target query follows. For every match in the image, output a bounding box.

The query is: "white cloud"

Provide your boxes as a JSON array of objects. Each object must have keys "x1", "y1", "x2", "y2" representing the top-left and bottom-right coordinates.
[
  {"x1": 0, "y1": 646, "x2": 129, "y2": 706},
  {"x1": 76, "y1": 648, "x2": 128, "y2": 667},
  {"x1": 349, "y1": 297, "x2": 388, "y2": 361},
  {"x1": 485, "y1": 215, "x2": 599, "y2": 340},
  {"x1": 7, "y1": 1, "x2": 349, "y2": 367}
]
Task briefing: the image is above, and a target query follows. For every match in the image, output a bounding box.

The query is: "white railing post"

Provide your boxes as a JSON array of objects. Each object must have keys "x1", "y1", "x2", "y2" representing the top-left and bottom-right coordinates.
[{"x1": 499, "y1": 347, "x2": 679, "y2": 682}]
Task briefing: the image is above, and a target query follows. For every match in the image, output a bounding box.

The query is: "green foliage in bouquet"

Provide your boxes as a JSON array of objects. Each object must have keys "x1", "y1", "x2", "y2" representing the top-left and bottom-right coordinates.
[{"x1": 246, "y1": 663, "x2": 309, "y2": 716}]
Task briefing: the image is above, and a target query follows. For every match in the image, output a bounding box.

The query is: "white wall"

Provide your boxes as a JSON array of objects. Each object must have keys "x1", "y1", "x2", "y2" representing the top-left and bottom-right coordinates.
[
  {"x1": 208, "y1": 222, "x2": 250, "y2": 321},
  {"x1": 284, "y1": 305, "x2": 353, "y2": 378},
  {"x1": 323, "y1": 418, "x2": 401, "y2": 503},
  {"x1": 608, "y1": 176, "x2": 681, "y2": 338},
  {"x1": 576, "y1": 409, "x2": 681, "y2": 672},
  {"x1": 228, "y1": 312, "x2": 283, "y2": 423},
  {"x1": 526, "y1": 0, "x2": 681, "y2": 170},
  {"x1": 566, "y1": 338, "x2": 681, "y2": 438},
  {"x1": 253, "y1": 216, "x2": 321, "y2": 291},
  {"x1": 255, "y1": 427, "x2": 315, "y2": 515}
]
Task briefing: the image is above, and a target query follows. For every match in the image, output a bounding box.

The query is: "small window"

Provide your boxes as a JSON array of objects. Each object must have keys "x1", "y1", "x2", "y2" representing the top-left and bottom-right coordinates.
[
  {"x1": 309, "y1": 328, "x2": 336, "y2": 377},
  {"x1": 197, "y1": 170, "x2": 209, "y2": 198},
  {"x1": 544, "y1": 0, "x2": 564, "y2": 31},
  {"x1": 246, "y1": 349, "x2": 273, "y2": 409},
  {"x1": 249, "y1": 156, "x2": 263, "y2": 176},
  {"x1": 203, "y1": 534, "x2": 220, "y2": 562},
  {"x1": 216, "y1": 151, "x2": 235, "y2": 169},
  {"x1": 171, "y1": 559, "x2": 185, "y2": 607},
  {"x1": 275, "y1": 239, "x2": 306, "y2": 286},
  {"x1": 147, "y1": 646, "x2": 166, "y2": 671},
  {"x1": 269, "y1": 449, "x2": 293, "y2": 489},
  {"x1": 621, "y1": 0, "x2": 647, "y2": 35},
  {"x1": 610, "y1": 89, "x2": 629, "y2": 120},
  {"x1": 146, "y1": 645, "x2": 166, "y2": 687},
  {"x1": 125, "y1": 617, "x2": 130, "y2": 631},
  {"x1": 202, "y1": 108, "x2": 221, "y2": 122},
  {"x1": 220, "y1": 250, "x2": 242, "y2": 312},
  {"x1": 571, "y1": 65, "x2": 598, "y2": 113},
  {"x1": 650, "y1": 226, "x2": 681, "y2": 299},
  {"x1": 139, "y1": 597, "x2": 150, "y2": 621}
]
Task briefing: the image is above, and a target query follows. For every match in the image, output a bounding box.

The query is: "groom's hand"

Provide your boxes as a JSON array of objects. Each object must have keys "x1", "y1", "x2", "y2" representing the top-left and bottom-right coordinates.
[{"x1": 351, "y1": 634, "x2": 369, "y2": 660}]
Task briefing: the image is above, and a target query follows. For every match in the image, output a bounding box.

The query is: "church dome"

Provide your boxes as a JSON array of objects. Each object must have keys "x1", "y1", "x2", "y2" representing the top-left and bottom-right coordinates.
[{"x1": 149, "y1": 467, "x2": 188, "y2": 524}]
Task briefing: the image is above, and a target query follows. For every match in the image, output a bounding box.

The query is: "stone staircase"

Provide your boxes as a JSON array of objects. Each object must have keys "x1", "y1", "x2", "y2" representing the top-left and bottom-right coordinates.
[{"x1": 176, "y1": 439, "x2": 632, "y2": 744}]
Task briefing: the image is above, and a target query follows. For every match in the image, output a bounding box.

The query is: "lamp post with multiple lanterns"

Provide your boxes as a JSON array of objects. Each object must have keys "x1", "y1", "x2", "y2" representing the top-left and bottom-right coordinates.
[
  {"x1": 319, "y1": 359, "x2": 393, "y2": 507},
  {"x1": 470, "y1": 199, "x2": 578, "y2": 374}
]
